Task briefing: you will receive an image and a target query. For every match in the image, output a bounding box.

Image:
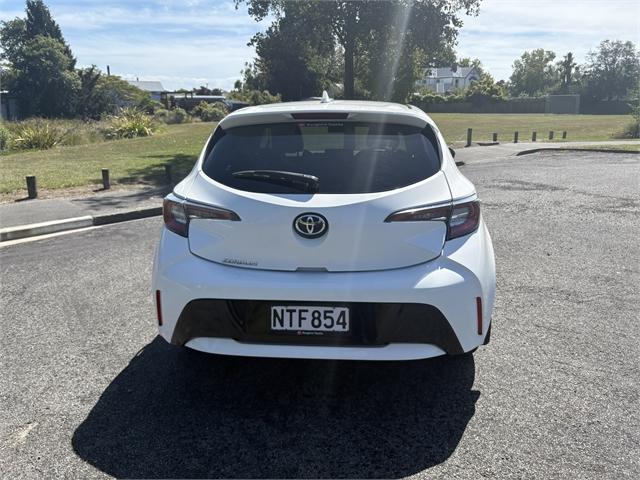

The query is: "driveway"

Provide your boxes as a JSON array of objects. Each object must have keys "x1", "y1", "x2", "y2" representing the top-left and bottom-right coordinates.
[{"x1": 0, "y1": 151, "x2": 638, "y2": 478}]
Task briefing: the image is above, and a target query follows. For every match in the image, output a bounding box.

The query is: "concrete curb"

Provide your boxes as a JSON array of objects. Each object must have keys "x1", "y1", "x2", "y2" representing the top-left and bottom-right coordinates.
[
  {"x1": 0, "y1": 206, "x2": 162, "y2": 242},
  {"x1": 516, "y1": 147, "x2": 640, "y2": 156}
]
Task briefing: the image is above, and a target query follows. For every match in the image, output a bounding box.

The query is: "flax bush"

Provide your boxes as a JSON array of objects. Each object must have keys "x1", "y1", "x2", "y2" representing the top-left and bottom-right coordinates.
[{"x1": 105, "y1": 108, "x2": 157, "y2": 139}]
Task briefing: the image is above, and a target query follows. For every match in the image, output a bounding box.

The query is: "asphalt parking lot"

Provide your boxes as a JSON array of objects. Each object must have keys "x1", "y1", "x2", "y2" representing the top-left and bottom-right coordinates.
[{"x1": 1, "y1": 150, "x2": 638, "y2": 479}]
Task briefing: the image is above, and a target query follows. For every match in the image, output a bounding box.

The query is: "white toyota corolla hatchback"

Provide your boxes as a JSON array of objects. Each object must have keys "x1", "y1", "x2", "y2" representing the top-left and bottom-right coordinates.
[{"x1": 152, "y1": 95, "x2": 496, "y2": 360}]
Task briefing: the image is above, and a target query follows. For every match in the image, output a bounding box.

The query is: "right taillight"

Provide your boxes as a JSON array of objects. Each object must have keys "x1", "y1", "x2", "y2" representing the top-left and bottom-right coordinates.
[
  {"x1": 385, "y1": 200, "x2": 480, "y2": 240},
  {"x1": 163, "y1": 198, "x2": 240, "y2": 237},
  {"x1": 447, "y1": 200, "x2": 480, "y2": 240}
]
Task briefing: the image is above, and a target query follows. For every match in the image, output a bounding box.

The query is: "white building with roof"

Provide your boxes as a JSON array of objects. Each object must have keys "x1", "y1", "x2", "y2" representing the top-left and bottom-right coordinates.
[
  {"x1": 126, "y1": 80, "x2": 167, "y2": 101},
  {"x1": 415, "y1": 66, "x2": 480, "y2": 94}
]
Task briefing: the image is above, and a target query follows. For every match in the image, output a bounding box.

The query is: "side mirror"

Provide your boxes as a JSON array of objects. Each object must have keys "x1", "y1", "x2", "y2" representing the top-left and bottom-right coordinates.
[{"x1": 448, "y1": 146, "x2": 456, "y2": 158}]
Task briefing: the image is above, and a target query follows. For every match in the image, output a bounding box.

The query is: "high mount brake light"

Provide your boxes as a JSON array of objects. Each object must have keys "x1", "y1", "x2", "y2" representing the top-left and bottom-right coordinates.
[
  {"x1": 385, "y1": 200, "x2": 480, "y2": 240},
  {"x1": 290, "y1": 112, "x2": 349, "y2": 120},
  {"x1": 163, "y1": 199, "x2": 240, "y2": 237}
]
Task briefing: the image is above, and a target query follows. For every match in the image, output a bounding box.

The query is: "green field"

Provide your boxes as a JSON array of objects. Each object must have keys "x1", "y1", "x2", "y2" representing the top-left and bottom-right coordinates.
[
  {"x1": 431, "y1": 113, "x2": 632, "y2": 144},
  {"x1": 0, "y1": 122, "x2": 216, "y2": 195},
  {"x1": 0, "y1": 114, "x2": 634, "y2": 196}
]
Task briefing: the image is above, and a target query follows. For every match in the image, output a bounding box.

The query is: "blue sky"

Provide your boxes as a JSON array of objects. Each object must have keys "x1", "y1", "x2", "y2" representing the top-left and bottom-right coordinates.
[{"x1": 1, "y1": 0, "x2": 638, "y2": 91}]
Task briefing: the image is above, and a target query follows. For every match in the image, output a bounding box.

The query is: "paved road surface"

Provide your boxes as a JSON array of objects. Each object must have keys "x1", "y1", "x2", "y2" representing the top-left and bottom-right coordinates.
[{"x1": 1, "y1": 151, "x2": 638, "y2": 478}]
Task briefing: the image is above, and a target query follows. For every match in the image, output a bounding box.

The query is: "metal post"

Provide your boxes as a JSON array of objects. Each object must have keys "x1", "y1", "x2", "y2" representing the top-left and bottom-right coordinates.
[
  {"x1": 101, "y1": 168, "x2": 110, "y2": 189},
  {"x1": 492, "y1": 133, "x2": 498, "y2": 142},
  {"x1": 549, "y1": 131, "x2": 554, "y2": 140},
  {"x1": 466, "y1": 128, "x2": 473, "y2": 147},
  {"x1": 562, "y1": 131, "x2": 567, "y2": 139},
  {"x1": 514, "y1": 131, "x2": 519, "y2": 143},
  {"x1": 26, "y1": 176, "x2": 37, "y2": 199},
  {"x1": 532, "y1": 131, "x2": 537, "y2": 142},
  {"x1": 164, "y1": 164, "x2": 173, "y2": 184}
]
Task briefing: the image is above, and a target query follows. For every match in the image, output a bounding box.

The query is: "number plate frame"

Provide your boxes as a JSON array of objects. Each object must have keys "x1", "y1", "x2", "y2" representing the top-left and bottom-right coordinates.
[{"x1": 270, "y1": 305, "x2": 350, "y2": 334}]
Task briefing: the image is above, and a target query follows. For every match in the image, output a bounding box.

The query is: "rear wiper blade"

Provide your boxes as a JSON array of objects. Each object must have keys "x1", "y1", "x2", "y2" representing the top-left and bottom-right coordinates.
[{"x1": 232, "y1": 170, "x2": 320, "y2": 193}]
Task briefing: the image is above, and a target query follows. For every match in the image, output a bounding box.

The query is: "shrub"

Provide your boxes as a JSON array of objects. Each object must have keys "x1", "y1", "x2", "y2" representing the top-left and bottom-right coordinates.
[
  {"x1": 193, "y1": 101, "x2": 228, "y2": 122},
  {"x1": 105, "y1": 108, "x2": 156, "y2": 139},
  {"x1": 10, "y1": 119, "x2": 65, "y2": 150},
  {"x1": 0, "y1": 123, "x2": 9, "y2": 151},
  {"x1": 168, "y1": 107, "x2": 189, "y2": 124},
  {"x1": 615, "y1": 120, "x2": 640, "y2": 139},
  {"x1": 153, "y1": 108, "x2": 170, "y2": 122},
  {"x1": 409, "y1": 90, "x2": 447, "y2": 105},
  {"x1": 136, "y1": 97, "x2": 164, "y2": 114},
  {"x1": 227, "y1": 89, "x2": 281, "y2": 105},
  {"x1": 154, "y1": 107, "x2": 191, "y2": 124},
  {"x1": 614, "y1": 90, "x2": 640, "y2": 139}
]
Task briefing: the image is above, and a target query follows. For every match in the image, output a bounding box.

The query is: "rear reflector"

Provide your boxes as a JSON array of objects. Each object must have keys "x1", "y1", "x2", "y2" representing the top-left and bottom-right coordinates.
[
  {"x1": 291, "y1": 112, "x2": 349, "y2": 120},
  {"x1": 476, "y1": 296, "x2": 482, "y2": 335},
  {"x1": 155, "y1": 290, "x2": 163, "y2": 326}
]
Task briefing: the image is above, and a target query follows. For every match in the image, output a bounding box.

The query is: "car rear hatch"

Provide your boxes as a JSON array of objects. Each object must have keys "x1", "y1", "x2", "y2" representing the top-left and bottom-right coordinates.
[{"x1": 185, "y1": 118, "x2": 451, "y2": 272}]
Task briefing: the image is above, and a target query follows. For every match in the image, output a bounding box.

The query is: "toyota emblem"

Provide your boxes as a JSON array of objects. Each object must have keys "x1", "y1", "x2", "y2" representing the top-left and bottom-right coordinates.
[{"x1": 293, "y1": 213, "x2": 328, "y2": 239}]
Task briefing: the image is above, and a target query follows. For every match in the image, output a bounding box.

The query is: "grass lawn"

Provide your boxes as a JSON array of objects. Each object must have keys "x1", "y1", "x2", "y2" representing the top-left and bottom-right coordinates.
[
  {"x1": 0, "y1": 122, "x2": 216, "y2": 195},
  {"x1": 0, "y1": 114, "x2": 634, "y2": 196},
  {"x1": 430, "y1": 113, "x2": 632, "y2": 144}
]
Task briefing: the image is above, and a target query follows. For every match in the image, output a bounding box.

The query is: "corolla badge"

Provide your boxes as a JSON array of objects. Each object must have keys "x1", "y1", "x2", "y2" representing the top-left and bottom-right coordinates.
[{"x1": 293, "y1": 213, "x2": 328, "y2": 239}]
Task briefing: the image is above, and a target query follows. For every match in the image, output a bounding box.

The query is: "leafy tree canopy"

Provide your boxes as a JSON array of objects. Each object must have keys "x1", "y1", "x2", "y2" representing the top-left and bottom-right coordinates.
[
  {"x1": 582, "y1": 40, "x2": 639, "y2": 101},
  {"x1": 509, "y1": 48, "x2": 558, "y2": 97},
  {"x1": 1, "y1": 0, "x2": 78, "y2": 117},
  {"x1": 237, "y1": 0, "x2": 480, "y2": 101}
]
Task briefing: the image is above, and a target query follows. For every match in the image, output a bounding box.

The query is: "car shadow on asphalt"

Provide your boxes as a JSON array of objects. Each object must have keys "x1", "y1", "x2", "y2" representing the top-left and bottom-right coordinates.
[{"x1": 72, "y1": 337, "x2": 478, "y2": 478}]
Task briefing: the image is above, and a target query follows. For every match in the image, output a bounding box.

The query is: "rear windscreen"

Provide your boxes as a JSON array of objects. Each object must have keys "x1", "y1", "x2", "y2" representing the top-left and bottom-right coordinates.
[{"x1": 202, "y1": 122, "x2": 441, "y2": 194}]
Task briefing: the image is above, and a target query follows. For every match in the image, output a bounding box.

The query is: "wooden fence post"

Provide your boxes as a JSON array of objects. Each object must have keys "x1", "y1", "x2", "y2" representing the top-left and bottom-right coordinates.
[
  {"x1": 532, "y1": 131, "x2": 537, "y2": 142},
  {"x1": 26, "y1": 176, "x2": 37, "y2": 199},
  {"x1": 492, "y1": 132, "x2": 498, "y2": 142},
  {"x1": 514, "y1": 131, "x2": 519, "y2": 143},
  {"x1": 549, "y1": 131, "x2": 554, "y2": 140},
  {"x1": 466, "y1": 128, "x2": 473, "y2": 147},
  {"x1": 101, "y1": 169, "x2": 110, "y2": 190},
  {"x1": 562, "y1": 131, "x2": 567, "y2": 139}
]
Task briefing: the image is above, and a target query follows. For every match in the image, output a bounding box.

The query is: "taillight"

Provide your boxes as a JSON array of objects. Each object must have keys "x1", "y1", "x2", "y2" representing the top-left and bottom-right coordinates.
[
  {"x1": 163, "y1": 199, "x2": 189, "y2": 237},
  {"x1": 385, "y1": 200, "x2": 480, "y2": 240},
  {"x1": 448, "y1": 201, "x2": 480, "y2": 240},
  {"x1": 163, "y1": 198, "x2": 240, "y2": 237},
  {"x1": 384, "y1": 204, "x2": 450, "y2": 223}
]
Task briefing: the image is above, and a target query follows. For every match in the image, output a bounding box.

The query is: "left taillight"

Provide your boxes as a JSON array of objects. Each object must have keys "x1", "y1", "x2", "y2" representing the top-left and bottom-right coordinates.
[
  {"x1": 163, "y1": 198, "x2": 240, "y2": 237},
  {"x1": 385, "y1": 200, "x2": 480, "y2": 240}
]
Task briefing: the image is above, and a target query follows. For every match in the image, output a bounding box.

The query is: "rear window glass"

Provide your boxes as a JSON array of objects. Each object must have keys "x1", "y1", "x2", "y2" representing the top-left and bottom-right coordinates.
[{"x1": 202, "y1": 122, "x2": 441, "y2": 194}]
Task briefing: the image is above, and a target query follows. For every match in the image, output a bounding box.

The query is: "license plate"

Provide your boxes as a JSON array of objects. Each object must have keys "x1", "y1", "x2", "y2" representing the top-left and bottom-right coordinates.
[{"x1": 270, "y1": 306, "x2": 350, "y2": 333}]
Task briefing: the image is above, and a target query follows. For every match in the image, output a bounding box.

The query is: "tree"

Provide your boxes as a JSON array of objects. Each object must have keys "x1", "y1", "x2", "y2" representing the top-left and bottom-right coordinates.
[
  {"x1": 464, "y1": 73, "x2": 507, "y2": 105},
  {"x1": 457, "y1": 57, "x2": 485, "y2": 76},
  {"x1": 237, "y1": 0, "x2": 480, "y2": 101},
  {"x1": 509, "y1": 49, "x2": 558, "y2": 97},
  {"x1": 0, "y1": 0, "x2": 79, "y2": 117},
  {"x1": 76, "y1": 68, "x2": 150, "y2": 119},
  {"x1": 242, "y1": 5, "x2": 340, "y2": 101},
  {"x1": 559, "y1": 52, "x2": 577, "y2": 88},
  {"x1": 12, "y1": 35, "x2": 79, "y2": 117},
  {"x1": 582, "y1": 40, "x2": 639, "y2": 100}
]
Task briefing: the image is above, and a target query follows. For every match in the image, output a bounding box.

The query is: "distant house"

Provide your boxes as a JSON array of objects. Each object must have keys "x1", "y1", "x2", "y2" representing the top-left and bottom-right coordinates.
[
  {"x1": 169, "y1": 93, "x2": 250, "y2": 112},
  {"x1": 416, "y1": 66, "x2": 480, "y2": 94},
  {"x1": 126, "y1": 80, "x2": 167, "y2": 101}
]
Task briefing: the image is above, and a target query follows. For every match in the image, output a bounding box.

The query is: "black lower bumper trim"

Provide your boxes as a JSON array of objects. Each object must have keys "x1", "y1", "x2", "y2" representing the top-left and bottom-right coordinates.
[{"x1": 171, "y1": 299, "x2": 464, "y2": 355}]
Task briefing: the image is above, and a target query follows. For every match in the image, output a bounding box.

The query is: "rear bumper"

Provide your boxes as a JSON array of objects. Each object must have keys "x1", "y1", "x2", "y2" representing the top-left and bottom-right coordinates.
[
  {"x1": 152, "y1": 221, "x2": 496, "y2": 360},
  {"x1": 172, "y1": 299, "x2": 464, "y2": 354}
]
